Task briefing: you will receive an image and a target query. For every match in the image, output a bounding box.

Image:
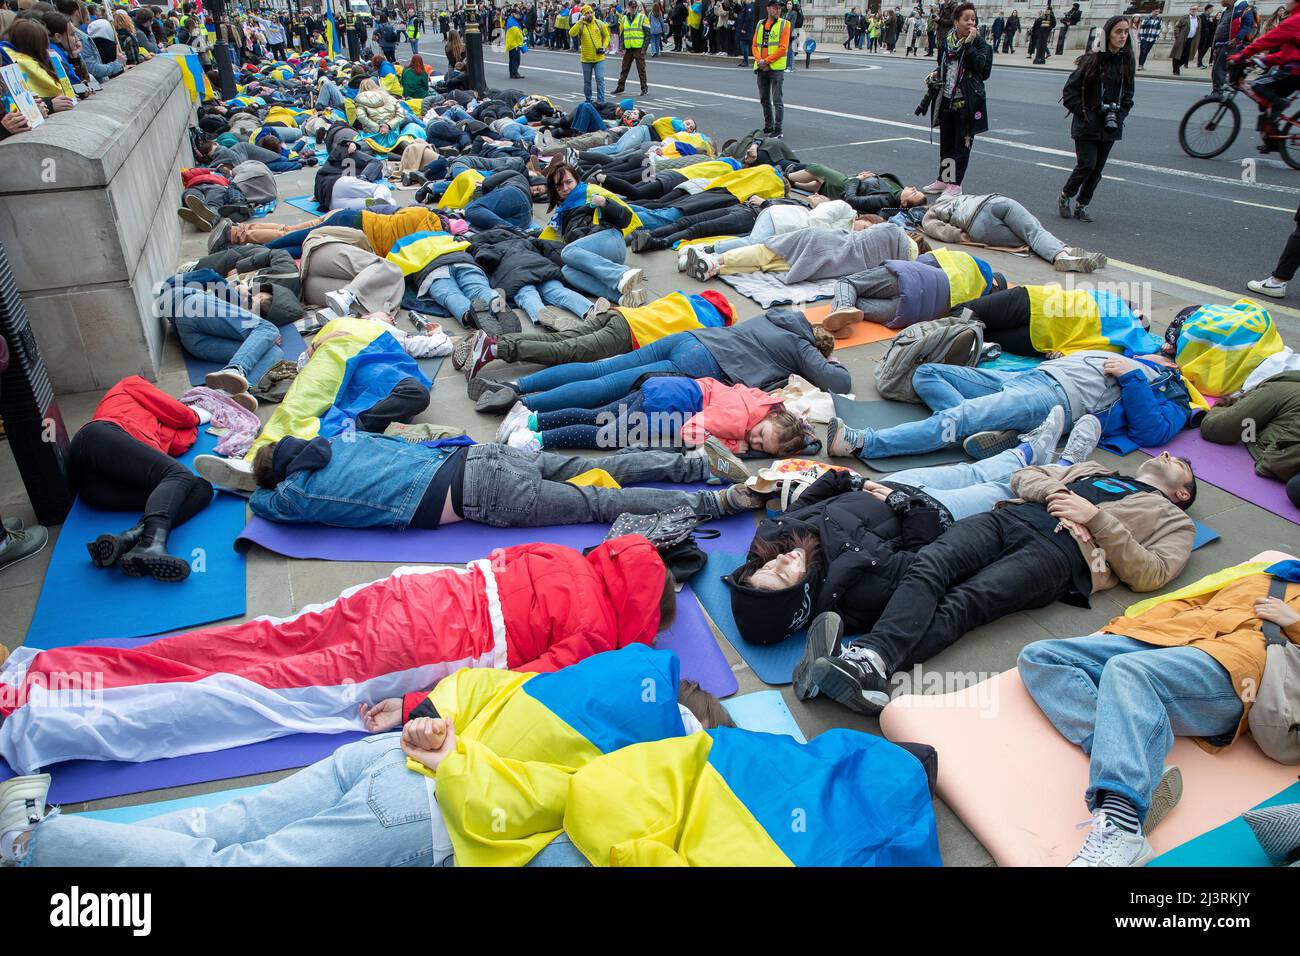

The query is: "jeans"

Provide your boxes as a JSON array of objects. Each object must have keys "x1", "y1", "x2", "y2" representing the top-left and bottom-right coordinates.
[
  {"x1": 650, "y1": 32, "x2": 662, "y2": 55},
  {"x1": 494, "y1": 122, "x2": 536, "y2": 144},
  {"x1": 518, "y1": 330, "x2": 723, "y2": 412},
  {"x1": 28, "y1": 735, "x2": 590, "y2": 866},
  {"x1": 590, "y1": 124, "x2": 652, "y2": 156},
  {"x1": 266, "y1": 209, "x2": 362, "y2": 257},
  {"x1": 887, "y1": 448, "x2": 1024, "y2": 521},
  {"x1": 713, "y1": 207, "x2": 782, "y2": 252},
  {"x1": 582, "y1": 59, "x2": 607, "y2": 103},
  {"x1": 628, "y1": 204, "x2": 682, "y2": 230},
  {"x1": 560, "y1": 228, "x2": 632, "y2": 301},
  {"x1": 756, "y1": 67, "x2": 784, "y2": 132},
  {"x1": 970, "y1": 196, "x2": 1066, "y2": 263},
  {"x1": 317, "y1": 78, "x2": 346, "y2": 110},
  {"x1": 167, "y1": 288, "x2": 283, "y2": 387},
  {"x1": 464, "y1": 187, "x2": 533, "y2": 229},
  {"x1": 460, "y1": 443, "x2": 723, "y2": 525},
  {"x1": 1138, "y1": 37, "x2": 1156, "y2": 66},
  {"x1": 857, "y1": 367, "x2": 1072, "y2": 459},
  {"x1": 514, "y1": 279, "x2": 593, "y2": 324},
  {"x1": 1062, "y1": 138, "x2": 1116, "y2": 208},
  {"x1": 425, "y1": 264, "x2": 494, "y2": 321},
  {"x1": 439, "y1": 105, "x2": 474, "y2": 122},
  {"x1": 1018, "y1": 635, "x2": 1242, "y2": 819}
]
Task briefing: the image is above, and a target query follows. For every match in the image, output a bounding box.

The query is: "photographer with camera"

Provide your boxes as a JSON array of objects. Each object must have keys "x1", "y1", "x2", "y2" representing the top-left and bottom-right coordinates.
[
  {"x1": 918, "y1": 2, "x2": 991, "y2": 198},
  {"x1": 1058, "y1": 16, "x2": 1135, "y2": 223},
  {"x1": 571, "y1": 3, "x2": 612, "y2": 104}
]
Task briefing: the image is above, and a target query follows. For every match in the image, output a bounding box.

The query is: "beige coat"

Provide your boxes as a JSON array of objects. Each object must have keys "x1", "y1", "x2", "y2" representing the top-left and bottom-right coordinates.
[
  {"x1": 300, "y1": 229, "x2": 404, "y2": 315},
  {"x1": 1006, "y1": 461, "x2": 1195, "y2": 595}
]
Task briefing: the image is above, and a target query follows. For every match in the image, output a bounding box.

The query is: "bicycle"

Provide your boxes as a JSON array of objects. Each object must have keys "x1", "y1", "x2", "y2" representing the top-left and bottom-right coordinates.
[{"x1": 1178, "y1": 61, "x2": 1300, "y2": 170}]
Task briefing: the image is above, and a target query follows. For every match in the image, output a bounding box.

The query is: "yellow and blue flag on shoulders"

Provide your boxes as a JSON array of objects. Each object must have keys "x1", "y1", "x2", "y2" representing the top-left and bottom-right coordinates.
[
  {"x1": 386, "y1": 230, "x2": 472, "y2": 275},
  {"x1": 540, "y1": 183, "x2": 642, "y2": 241},
  {"x1": 1175, "y1": 298, "x2": 1283, "y2": 397},
  {"x1": 1026, "y1": 285, "x2": 1162, "y2": 358}
]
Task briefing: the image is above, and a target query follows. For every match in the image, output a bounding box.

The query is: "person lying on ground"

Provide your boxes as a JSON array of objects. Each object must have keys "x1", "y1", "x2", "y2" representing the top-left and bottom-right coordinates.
[
  {"x1": 684, "y1": 221, "x2": 927, "y2": 286},
  {"x1": 0, "y1": 646, "x2": 734, "y2": 866},
  {"x1": 218, "y1": 204, "x2": 444, "y2": 260},
  {"x1": 195, "y1": 429, "x2": 763, "y2": 528},
  {"x1": 966, "y1": 284, "x2": 1154, "y2": 358},
  {"x1": 818, "y1": 248, "x2": 1000, "y2": 336},
  {"x1": 1018, "y1": 559, "x2": 1300, "y2": 866},
  {"x1": 787, "y1": 164, "x2": 928, "y2": 216},
  {"x1": 72, "y1": 376, "x2": 215, "y2": 584},
  {"x1": 921, "y1": 192, "x2": 1107, "y2": 271},
  {"x1": 0, "y1": 538, "x2": 684, "y2": 774},
  {"x1": 466, "y1": 226, "x2": 597, "y2": 331},
  {"x1": 298, "y1": 229, "x2": 410, "y2": 319},
  {"x1": 588, "y1": 158, "x2": 741, "y2": 202},
  {"x1": 826, "y1": 351, "x2": 1195, "y2": 461},
  {"x1": 469, "y1": 306, "x2": 851, "y2": 414},
  {"x1": 705, "y1": 196, "x2": 866, "y2": 255},
  {"x1": 727, "y1": 408, "x2": 1098, "y2": 650},
  {"x1": 1200, "y1": 370, "x2": 1300, "y2": 506},
  {"x1": 802, "y1": 448, "x2": 1198, "y2": 716},
  {"x1": 496, "y1": 374, "x2": 813, "y2": 457}
]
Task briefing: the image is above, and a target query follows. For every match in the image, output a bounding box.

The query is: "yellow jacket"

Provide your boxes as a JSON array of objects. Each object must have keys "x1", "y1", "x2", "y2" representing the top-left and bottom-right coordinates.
[{"x1": 569, "y1": 17, "x2": 610, "y2": 62}]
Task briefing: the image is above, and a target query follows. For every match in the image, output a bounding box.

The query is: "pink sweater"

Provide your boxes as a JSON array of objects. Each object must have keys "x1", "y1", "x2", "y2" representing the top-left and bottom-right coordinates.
[{"x1": 680, "y1": 378, "x2": 785, "y2": 452}]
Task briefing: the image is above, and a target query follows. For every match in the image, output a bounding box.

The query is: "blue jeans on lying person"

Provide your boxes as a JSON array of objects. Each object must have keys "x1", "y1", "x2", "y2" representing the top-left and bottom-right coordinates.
[
  {"x1": 589, "y1": 123, "x2": 652, "y2": 155},
  {"x1": 494, "y1": 121, "x2": 536, "y2": 144},
  {"x1": 856, "y1": 366, "x2": 1072, "y2": 460},
  {"x1": 514, "y1": 279, "x2": 593, "y2": 324},
  {"x1": 464, "y1": 186, "x2": 533, "y2": 230},
  {"x1": 26, "y1": 735, "x2": 590, "y2": 866},
  {"x1": 886, "y1": 448, "x2": 1026, "y2": 521},
  {"x1": 424, "y1": 264, "x2": 494, "y2": 322},
  {"x1": 570, "y1": 99, "x2": 606, "y2": 133},
  {"x1": 517, "y1": 330, "x2": 723, "y2": 412},
  {"x1": 439, "y1": 106, "x2": 474, "y2": 123},
  {"x1": 560, "y1": 228, "x2": 633, "y2": 302},
  {"x1": 629, "y1": 204, "x2": 683, "y2": 231},
  {"x1": 266, "y1": 208, "x2": 363, "y2": 257},
  {"x1": 161, "y1": 274, "x2": 283, "y2": 385},
  {"x1": 1018, "y1": 635, "x2": 1242, "y2": 823}
]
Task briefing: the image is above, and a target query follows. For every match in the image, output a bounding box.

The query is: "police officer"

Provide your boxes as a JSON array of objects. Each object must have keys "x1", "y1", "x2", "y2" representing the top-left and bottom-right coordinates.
[{"x1": 614, "y1": 0, "x2": 651, "y2": 95}]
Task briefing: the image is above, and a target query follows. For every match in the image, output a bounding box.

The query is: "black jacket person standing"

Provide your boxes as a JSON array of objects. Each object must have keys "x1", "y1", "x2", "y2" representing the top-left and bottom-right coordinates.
[
  {"x1": 921, "y1": 3, "x2": 991, "y2": 194},
  {"x1": 1059, "y1": 17, "x2": 1135, "y2": 222}
]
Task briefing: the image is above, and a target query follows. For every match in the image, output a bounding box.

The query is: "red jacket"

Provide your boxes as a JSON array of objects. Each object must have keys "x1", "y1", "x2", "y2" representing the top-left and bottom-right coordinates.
[
  {"x1": 90, "y1": 376, "x2": 199, "y2": 455},
  {"x1": 1238, "y1": 10, "x2": 1300, "y2": 67},
  {"x1": 182, "y1": 167, "x2": 231, "y2": 189},
  {"x1": 680, "y1": 377, "x2": 786, "y2": 453}
]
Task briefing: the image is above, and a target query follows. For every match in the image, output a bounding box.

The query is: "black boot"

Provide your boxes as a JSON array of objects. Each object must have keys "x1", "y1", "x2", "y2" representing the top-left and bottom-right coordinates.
[
  {"x1": 87, "y1": 521, "x2": 145, "y2": 569},
  {"x1": 118, "y1": 526, "x2": 192, "y2": 583}
]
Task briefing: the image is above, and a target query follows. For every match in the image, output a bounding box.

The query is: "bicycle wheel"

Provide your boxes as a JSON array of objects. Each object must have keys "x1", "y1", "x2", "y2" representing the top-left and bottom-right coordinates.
[
  {"x1": 1179, "y1": 95, "x2": 1241, "y2": 159},
  {"x1": 1278, "y1": 105, "x2": 1300, "y2": 170}
]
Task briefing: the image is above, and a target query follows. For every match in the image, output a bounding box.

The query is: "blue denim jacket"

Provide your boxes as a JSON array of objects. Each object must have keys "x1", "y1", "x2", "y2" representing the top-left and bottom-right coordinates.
[{"x1": 249, "y1": 432, "x2": 455, "y2": 528}]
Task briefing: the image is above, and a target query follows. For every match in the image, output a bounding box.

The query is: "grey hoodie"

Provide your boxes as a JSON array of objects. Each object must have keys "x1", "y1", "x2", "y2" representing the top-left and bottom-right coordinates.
[{"x1": 765, "y1": 222, "x2": 916, "y2": 285}]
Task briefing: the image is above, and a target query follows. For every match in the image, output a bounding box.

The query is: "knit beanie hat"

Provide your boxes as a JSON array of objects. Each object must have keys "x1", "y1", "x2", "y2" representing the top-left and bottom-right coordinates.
[{"x1": 723, "y1": 558, "x2": 825, "y2": 645}]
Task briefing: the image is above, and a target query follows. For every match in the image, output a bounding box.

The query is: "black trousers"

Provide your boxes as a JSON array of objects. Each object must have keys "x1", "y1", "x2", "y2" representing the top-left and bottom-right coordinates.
[
  {"x1": 851, "y1": 512, "x2": 1074, "y2": 672},
  {"x1": 355, "y1": 377, "x2": 431, "y2": 433},
  {"x1": 1272, "y1": 219, "x2": 1300, "y2": 281},
  {"x1": 967, "y1": 286, "x2": 1040, "y2": 356},
  {"x1": 1062, "y1": 137, "x2": 1115, "y2": 207},
  {"x1": 937, "y1": 110, "x2": 973, "y2": 186},
  {"x1": 650, "y1": 205, "x2": 758, "y2": 243},
  {"x1": 69, "y1": 421, "x2": 213, "y2": 535},
  {"x1": 600, "y1": 172, "x2": 683, "y2": 201}
]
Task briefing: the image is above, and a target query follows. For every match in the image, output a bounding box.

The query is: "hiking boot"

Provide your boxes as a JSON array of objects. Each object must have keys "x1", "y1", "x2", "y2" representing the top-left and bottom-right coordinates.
[
  {"x1": 1068, "y1": 811, "x2": 1153, "y2": 867},
  {"x1": 1060, "y1": 414, "x2": 1103, "y2": 465},
  {"x1": 87, "y1": 520, "x2": 145, "y2": 569},
  {"x1": 808, "y1": 644, "x2": 891, "y2": 715},
  {"x1": 0, "y1": 524, "x2": 49, "y2": 574},
  {"x1": 194, "y1": 454, "x2": 259, "y2": 494},
  {"x1": 1143, "y1": 765, "x2": 1183, "y2": 836},
  {"x1": 825, "y1": 416, "x2": 865, "y2": 457},
  {"x1": 118, "y1": 528, "x2": 191, "y2": 583},
  {"x1": 700, "y1": 436, "x2": 752, "y2": 484},
  {"x1": 820, "y1": 306, "x2": 863, "y2": 339},
  {"x1": 793, "y1": 611, "x2": 844, "y2": 701}
]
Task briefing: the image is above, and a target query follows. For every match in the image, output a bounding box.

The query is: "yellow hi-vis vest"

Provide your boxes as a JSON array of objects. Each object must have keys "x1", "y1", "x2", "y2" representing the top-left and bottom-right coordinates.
[
  {"x1": 753, "y1": 17, "x2": 789, "y2": 71},
  {"x1": 621, "y1": 13, "x2": 648, "y2": 48}
]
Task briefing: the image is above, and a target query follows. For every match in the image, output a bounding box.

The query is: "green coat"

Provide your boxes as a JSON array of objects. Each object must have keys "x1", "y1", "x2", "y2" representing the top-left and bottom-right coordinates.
[{"x1": 1200, "y1": 371, "x2": 1300, "y2": 481}]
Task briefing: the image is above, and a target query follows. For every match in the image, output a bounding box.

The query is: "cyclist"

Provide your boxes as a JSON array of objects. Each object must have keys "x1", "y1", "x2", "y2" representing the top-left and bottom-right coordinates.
[{"x1": 1229, "y1": 0, "x2": 1300, "y2": 151}]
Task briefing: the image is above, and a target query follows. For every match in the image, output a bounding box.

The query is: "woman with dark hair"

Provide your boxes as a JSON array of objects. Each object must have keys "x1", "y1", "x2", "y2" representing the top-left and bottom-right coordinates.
[
  {"x1": 7, "y1": 18, "x2": 75, "y2": 108},
  {"x1": 132, "y1": 6, "x2": 158, "y2": 55},
  {"x1": 43, "y1": 11, "x2": 87, "y2": 90},
  {"x1": 445, "y1": 26, "x2": 466, "y2": 70},
  {"x1": 920, "y1": 2, "x2": 991, "y2": 197},
  {"x1": 1059, "y1": 16, "x2": 1135, "y2": 222}
]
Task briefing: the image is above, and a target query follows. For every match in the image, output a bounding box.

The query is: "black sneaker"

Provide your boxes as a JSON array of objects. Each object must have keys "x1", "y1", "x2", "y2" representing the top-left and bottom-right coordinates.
[
  {"x1": 808, "y1": 646, "x2": 891, "y2": 715},
  {"x1": 793, "y1": 611, "x2": 844, "y2": 701},
  {"x1": 1058, "y1": 194, "x2": 1072, "y2": 219},
  {"x1": 1073, "y1": 205, "x2": 1094, "y2": 223}
]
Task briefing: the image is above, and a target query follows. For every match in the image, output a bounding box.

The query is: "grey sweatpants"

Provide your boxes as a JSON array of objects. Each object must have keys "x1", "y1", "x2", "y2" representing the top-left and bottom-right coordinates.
[
  {"x1": 968, "y1": 196, "x2": 1067, "y2": 264},
  {"x1": 832, "y1": 266, "x2": 901, "y2": 325}
]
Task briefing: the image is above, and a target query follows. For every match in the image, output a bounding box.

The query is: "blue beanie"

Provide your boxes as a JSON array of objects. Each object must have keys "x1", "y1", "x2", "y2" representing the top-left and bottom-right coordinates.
[{"x1": 619, "y1": 97, "x2": 634, "y2": 111}]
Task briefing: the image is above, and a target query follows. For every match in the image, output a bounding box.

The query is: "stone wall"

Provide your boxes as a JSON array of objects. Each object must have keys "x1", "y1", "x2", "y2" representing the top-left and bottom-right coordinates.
[{"x1": 0, "y1": 56, "x2": 191, "y2": 394}]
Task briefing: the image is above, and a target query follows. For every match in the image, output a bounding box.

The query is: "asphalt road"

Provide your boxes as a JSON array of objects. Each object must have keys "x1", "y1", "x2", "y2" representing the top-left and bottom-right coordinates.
[{"x1": 471, "y1": 44, "x2": 1299, "y2": 296}]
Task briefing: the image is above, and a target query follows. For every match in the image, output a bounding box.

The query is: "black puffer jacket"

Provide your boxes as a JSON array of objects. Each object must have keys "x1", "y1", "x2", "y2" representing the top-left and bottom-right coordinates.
[
  {"x1": 840, "y1": 172, "x2": 904, "y2": 215},
  {"x1": 468, "y1": 227, "x2": 567, "y2": 298},
  {"x1": 749, "y1": 469, "x2": 945, "y2": 635}
]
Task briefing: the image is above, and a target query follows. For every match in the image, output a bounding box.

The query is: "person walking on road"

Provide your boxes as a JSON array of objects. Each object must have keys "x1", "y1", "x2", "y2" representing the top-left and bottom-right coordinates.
[
  {"x1": 921, "y1": 3, "x2": 992, "y2": 197},
  {"x1": 1246, "y1": 200, "x2": 1300, "y2": 299},
  {"x1": 753, "y1": 0, "x2": 790, "y2": 136},
  {"x1": 614, "y1": 0, "x2": 651, "y2": 95},
  {"x1": 1059, "y1": 16, "x2": 1135, "y2": 223}
]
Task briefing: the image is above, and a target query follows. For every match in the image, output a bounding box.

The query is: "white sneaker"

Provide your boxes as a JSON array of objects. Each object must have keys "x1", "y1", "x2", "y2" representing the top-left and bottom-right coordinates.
[
  {"x1": 1068, "y1": 811, "x2": 1154, "y2": 867},
  {"x1": 194, "y1": 454, "x2": 259, "y2": 494},
  {"x1": 1247, "y1": 276, "x2": 1288, "y2": 299},
  {"x1": 617, "y1": 267, "x2": 645, "y2": 296},
  {"x1": 0, "y1": 773, "x2": 51, "y2": 863},
  {"x1": 686, "y1": 246, "x2": 719, "y2": 281},
  {"x1": 496, "y1": 401, "x2": 533, "y2": 443},
  {"x1": 324, "y1": 287, "x2": 358, "y2": 316},
  {"x1": 506, "y1": 429, "x2": 542, "y2": 454},
  {"x1": 677, "y1": 248, "x2": 691, "y2": 272}
]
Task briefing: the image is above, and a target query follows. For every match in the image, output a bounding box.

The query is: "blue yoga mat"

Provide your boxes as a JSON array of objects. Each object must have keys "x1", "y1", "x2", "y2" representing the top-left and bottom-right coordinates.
[
  {"x1": 979, "y1": 352, "x2": 1042, "y2": 372},
  {"x1": 722, "y1": 691, "x2": 806, "y2": 742},
  {"x1": 1192, "y1": 521, "x2": 1220, "y2": 549},
  {"x1": 23, "y1": 432, "x2": 248, "y2": 650},
  {"x1": 179, "y1": 324, "x2": 308, "y2": 387},
  {"x1": 285, "y1": 194, "x2": 325, "y2": 215},
  {"x1": 79, "y1": 786, "x2": 268, "y2": 824},
  {"x1": 1150, "y1": 781, "x2": 1300, "y2": 867}
]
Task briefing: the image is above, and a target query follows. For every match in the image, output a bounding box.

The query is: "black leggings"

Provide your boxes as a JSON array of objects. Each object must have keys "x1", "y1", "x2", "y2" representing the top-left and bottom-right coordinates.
[
  {"x1": 1062, "y1": 137, "x2": 1115, "y2": 207},
  {"x1": 355, "y1": 377, "x2": 431, "y2": 433},
  {"x1": 598, "y1": 172, "x2": 684, "y2": 201},
  {"x1": 967, "y1": 287, "x2": 1042, "y2": 357},
  {"x1": 650, "y1": 206, "x2": 758, "y2": 244},
  {"x1": 69, "y1": 421, "x2": 213, "y2": 535},
  {"x1": 938, "y1": 110, "x2": 973, "y2": 187}
]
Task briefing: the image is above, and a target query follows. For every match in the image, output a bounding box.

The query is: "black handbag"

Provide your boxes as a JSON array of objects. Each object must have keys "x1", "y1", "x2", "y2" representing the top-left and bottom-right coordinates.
[{"x1": 605, "y1": 505, "x2": 720, "y2": 584}]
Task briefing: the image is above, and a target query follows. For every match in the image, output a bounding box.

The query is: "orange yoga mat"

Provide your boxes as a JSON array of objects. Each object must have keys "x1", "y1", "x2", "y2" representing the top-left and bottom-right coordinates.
[{"x1": 804, "y1": 302, "x2": 898, "y2": 351}]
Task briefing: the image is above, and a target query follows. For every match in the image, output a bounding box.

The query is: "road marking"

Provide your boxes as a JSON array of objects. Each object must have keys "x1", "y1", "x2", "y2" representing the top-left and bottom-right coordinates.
[
  {"x1": 1108, "y1": 257, "x2": 1300, "y2": 320},
  {"x1": 488, "y1": 57, "x2": 1300, "y2": 195},
  {"x1": 800, "y1": 136, "x2": 912, "y2": 151},
  {"x1": 1234, "y1": 199, "x2": 1295, "y2": 212},
  {"x1": 1036, "y1": 162, "x2": 1074, "y2": 172}
]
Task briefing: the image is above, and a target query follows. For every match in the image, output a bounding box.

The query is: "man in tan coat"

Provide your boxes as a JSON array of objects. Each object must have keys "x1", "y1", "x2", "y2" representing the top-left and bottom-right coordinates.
[
  {"x1": 805, "y1": 453, "x2": 1198, "y2": 717},
  {"x1": 1020, "y1": 561, "x2": 1300, "y2": 866},
  {"x1": 1171, "y1": 3, "x2": 1199, "y2": 75}
]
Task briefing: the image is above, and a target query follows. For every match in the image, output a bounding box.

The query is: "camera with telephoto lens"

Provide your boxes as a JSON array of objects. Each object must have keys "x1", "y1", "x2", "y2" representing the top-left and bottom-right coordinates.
[
  {"x1": 1100, "y1": 101, "x2": 1121, "y2": 134},
  {"x1": 915, "y1": 71, "x2": 941, "y2": 116}
]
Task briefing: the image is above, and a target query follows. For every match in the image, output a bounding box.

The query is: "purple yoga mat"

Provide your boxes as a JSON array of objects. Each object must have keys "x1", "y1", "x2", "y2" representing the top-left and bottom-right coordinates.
[
  {"x1": 0, "y1": 591, "x2": 734, "y2": 803},
  {"x1": 1142, "y1": 430, "x2": 1299, "y2": 526}
]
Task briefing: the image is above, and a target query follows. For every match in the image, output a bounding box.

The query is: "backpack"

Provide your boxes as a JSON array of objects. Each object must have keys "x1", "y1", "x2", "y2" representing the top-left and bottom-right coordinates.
[
  {"x1": 874, "y1": 314, "x2": 984, "y2": 404},
  {"x1": 231, "y1": 160, "x2": 278, "y2": 206},
  {"x1": 605, "y1": 504, "x2": 721, "y2": 584},
  {"x1": 1248, "y1": 576, "x2": 1300, "y2": 764}
]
